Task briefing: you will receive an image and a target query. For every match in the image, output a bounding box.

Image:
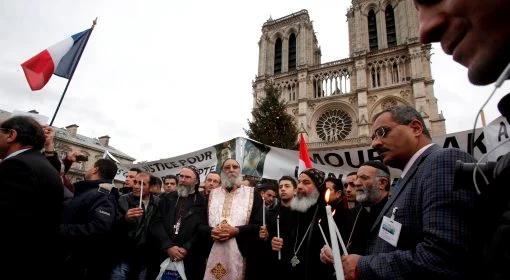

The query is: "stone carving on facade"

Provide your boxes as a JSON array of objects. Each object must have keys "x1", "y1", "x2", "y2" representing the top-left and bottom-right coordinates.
[
  {"x1": 367, "y1": 95, "x2": 378, "y2": 104},
  {"x1": 308, "y1": 102, "x2": 316, "y2": 110},
  {"x1": 400, "y1": 89, "x2": 410, "y2": 100},
  {"x1": 381, "y1": 98, "x2": 398, "y2": 110},
  {"x1": 349, "y1": 96, "x2": 358, "y2": 105}
]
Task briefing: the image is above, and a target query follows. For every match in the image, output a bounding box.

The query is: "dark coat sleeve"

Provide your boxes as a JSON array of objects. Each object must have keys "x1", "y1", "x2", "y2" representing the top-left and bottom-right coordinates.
[
  {"x1": 236, "y1": 191, "x2": 264, "y2": 258},
  {"x1": 151, "y1": 193, "x2": 176, "y2": 250},
  {"x1": 60, "y1": 192, "x2": 117, "y2": 242},
  {"x1": 44, "y1": 153, "x2": 62, "y2": 173}
]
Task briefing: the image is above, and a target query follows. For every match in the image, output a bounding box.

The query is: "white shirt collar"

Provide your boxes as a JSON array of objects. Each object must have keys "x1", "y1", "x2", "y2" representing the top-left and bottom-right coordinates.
[
  {"x1": 400, "y1": 143, "x2": 435, "y2": 179},
  {"x1": 3, "y1": 148, "x2": 31, "y2": 161}
]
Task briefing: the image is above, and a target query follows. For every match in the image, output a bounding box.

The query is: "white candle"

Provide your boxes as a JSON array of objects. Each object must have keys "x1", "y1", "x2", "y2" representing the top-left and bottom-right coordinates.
[
  {"x1": 262, "y1": 197, "x2": 266, "y2": 226},
  {"x1": 318, "y1": 219, "x2": 330, "y2": 248},
  {"x1": 325, "y1": 189, "x2": 345, "y2": 280},
  {"x1": 139, "y1": 179, "x2": 144, "y2": 209},
  {"x1": 277, "y1": 214, "x2": 281, "y2": 260},
  {"x1": 334, "y1": 223, "x2": 348, "y2": 256}
]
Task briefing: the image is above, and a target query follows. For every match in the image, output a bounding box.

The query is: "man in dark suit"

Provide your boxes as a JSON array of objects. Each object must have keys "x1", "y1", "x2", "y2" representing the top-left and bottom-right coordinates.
[
  {"x1": 413, "y1": 2, "x2": 510, "y2": 279},
  {"x1": 341, "y1": 106, "x2": 477, "y2": 279},
  {"x1": 0, "y1": 116, "x2": 64, "y2": 279},
  {"x1": 151, "y1": 165, "x2": 208, "y2": 280}
]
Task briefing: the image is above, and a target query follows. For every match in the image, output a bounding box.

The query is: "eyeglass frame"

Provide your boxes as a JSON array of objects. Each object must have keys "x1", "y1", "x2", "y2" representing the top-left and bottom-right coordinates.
[{"x1": 371, "y1": 124, "x2": 400, "y2": 141}]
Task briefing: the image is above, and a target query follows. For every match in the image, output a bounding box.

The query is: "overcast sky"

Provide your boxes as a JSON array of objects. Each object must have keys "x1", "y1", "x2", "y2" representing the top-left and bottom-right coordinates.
[{"x1": 1, "y1": 0, "x2": 508, "y2": 162}]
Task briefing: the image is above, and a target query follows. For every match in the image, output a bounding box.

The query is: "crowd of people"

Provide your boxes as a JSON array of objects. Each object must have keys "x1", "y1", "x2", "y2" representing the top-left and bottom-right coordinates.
[{"x1": 1, "y1": 1, "x2": 510, "y2": 279}]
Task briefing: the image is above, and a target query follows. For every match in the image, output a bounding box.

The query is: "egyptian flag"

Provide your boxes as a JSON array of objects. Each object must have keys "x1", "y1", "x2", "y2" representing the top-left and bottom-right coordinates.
[
  {"x1": 21, "y1": 29, "x2": 91, "y2": 91},
  {"x1": 298, "y1": 133, "x2": 312, "y2": 174}
]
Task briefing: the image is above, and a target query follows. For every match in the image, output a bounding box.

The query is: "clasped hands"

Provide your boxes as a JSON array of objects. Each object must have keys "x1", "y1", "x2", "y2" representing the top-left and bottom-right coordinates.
[
  {"x1": 167, "y1": 246, "x2": 187, "y2": 262},
  {"x1": 211, "y1": 221, "x2": 239, "y2": 242}
]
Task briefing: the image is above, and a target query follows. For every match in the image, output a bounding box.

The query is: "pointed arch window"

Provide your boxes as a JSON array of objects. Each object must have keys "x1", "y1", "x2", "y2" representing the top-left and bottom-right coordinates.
[
  {"x1": 385, "y1": 5, "x2": 397, "y2": 47},
  {"x1": 288, "y1": 33, "x2": 297, "y2": 71},
  {"x1": 274, "y1": 38, "x2": 282, "y2": 74},
  {"x1": 368, "y1": 9, "x2": 378, "y2": 51}
]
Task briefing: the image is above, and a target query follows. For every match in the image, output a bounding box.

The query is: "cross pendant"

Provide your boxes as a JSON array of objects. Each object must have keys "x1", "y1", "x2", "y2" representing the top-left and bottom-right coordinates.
[{"x1": 291, "y1": 255, "x2": 300, "y2": 267}]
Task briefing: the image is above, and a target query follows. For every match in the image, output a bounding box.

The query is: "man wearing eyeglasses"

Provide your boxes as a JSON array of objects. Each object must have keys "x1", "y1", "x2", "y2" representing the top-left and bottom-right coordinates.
[
  {"x1": 341, "y1": 106, "x2": 477, "y2": 280},
  {"x1": 0, "y1": 116, "x2": 64, "y2": 278}
]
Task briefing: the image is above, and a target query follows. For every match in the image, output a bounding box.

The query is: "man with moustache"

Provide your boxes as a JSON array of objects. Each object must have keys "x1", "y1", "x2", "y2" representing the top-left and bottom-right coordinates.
[
  {"x1": 271, "y1": 168, "x2": 333, "y2": 280},
  {"x1": 414, "y1": 2, "x2": 510, "y2": 279},
  {"x1": 341, "y1": 106, "x2": 476, "y2": 280},
  {"x1": 152, "y1": 166, "x2": 208, "y2": 280},
  {"x1": 320, "y1": 161, "x2": 390, "y2": 263},
  {"x1": 112, "y1": 171, "x2": 160, "y2": 280},
  {"x1": 203, "y1": 158, "x2": 263, "y2": 280}
]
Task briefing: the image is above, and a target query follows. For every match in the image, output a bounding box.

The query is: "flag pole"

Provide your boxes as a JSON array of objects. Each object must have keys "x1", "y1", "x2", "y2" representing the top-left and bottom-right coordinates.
[{"x1": 50, "y1": 17, "x2": 97, "y2": 126}]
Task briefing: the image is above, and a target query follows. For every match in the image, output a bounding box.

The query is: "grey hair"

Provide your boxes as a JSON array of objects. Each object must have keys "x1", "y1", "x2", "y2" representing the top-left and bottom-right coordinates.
[
  {"x1": 375, "y1": 168, "x2": 390, "y2": 179},
  {"x1": 373, "y1": 105, "x2": 431, "y2": 139},
  {"x1": 375, "y1": 169, "x2": 391, "y2": 191}
]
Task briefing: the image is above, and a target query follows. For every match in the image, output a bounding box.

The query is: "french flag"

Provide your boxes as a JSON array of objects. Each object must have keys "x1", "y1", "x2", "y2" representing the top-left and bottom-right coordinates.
[{"x1": 21, "y1": 29, "x2": 91, "y2": 91}]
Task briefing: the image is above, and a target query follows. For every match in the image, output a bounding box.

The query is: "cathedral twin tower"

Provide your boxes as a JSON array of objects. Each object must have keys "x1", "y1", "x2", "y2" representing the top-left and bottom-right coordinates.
[{"x1": 253, "y1": 0, "x2": 445, "y2": 150}]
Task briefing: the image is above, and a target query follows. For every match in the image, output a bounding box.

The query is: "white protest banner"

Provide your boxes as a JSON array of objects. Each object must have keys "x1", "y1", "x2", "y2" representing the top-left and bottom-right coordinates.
[
  {"x1": 483, "y1": 116, "x2": 510, "y2": 161},
  {"x1": 135, "y1": 138, "x2": 237, "y2": 182},
  {"x1": 129, "y1": 127, "x2": 487, "y2": 182}
]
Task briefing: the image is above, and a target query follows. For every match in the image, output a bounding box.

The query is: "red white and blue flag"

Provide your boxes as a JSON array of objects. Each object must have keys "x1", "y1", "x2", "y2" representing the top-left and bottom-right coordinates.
[
  {"x1": 21, "y1": 29, "x2": 91, "y2": 91},
  {"x1": 298, "y1": 133, "x2": 312, "y2": 174}
]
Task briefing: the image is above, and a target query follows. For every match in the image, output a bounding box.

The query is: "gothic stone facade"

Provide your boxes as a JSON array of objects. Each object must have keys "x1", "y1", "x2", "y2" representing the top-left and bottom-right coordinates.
[{"x1": 253, "y1": 1, "x2": 445, "y2": 150}]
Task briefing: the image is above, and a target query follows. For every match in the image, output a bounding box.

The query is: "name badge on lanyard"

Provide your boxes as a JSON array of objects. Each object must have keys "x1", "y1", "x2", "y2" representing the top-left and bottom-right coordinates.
[{"x1": 378, "y1": 207, "x2": 402, "y2": 247}]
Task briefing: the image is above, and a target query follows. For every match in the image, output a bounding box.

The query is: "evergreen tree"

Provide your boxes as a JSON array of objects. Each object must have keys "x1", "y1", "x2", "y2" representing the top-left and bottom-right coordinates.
[{"x1": 245, "y1": 81, "x2": 299, "y2": 149}]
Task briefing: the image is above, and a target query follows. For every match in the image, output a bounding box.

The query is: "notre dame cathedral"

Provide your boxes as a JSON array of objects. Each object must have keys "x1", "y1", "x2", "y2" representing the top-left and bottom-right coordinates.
[{"x1": 252, "y1": 0, "x2": 446, "y2": 150}]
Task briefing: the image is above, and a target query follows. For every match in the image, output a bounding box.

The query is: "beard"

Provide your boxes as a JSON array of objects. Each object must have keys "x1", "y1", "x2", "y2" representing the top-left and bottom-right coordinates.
[
  {"x1": 356, "y1": 184, "x2": 380, "y2": 206},
  {"x1": 221, "y1": 172, "x2": 242, "y2": 191},
  {"x1": 290, "y1": 187, "x2": 319, "y2": 213},
  {"x1": 176, "y1": 184, "x2": 195, "y2": 197}
]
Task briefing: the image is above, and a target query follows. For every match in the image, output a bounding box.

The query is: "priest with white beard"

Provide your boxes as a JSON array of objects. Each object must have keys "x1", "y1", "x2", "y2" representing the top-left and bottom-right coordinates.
[
  {"x1": 270, "y1": 168, "x2": 335, "y2": 280},
  {"x1": 203, "y1": 158, "x2": 263, "y2": 280}
]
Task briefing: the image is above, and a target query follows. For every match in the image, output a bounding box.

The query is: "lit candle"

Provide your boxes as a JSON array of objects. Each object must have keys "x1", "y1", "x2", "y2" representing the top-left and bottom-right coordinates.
[
  {"x1": 318, "y1": 219, "x2": 330, "y2": 247},
  {"x1": 277, "y1": 214, "x2": 281, "y2": 260},
  {"x1": 325, "y1": 189, "x2": 345, "y2": 280},
  {"x1": 139, "y1": 179, "x2": 144, "y2": 209}
]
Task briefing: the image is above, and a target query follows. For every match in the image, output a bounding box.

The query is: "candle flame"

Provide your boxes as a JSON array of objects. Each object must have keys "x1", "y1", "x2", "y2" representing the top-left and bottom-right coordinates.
[
  {"x1": 318, "y1": 218, "x2": 322, "y2": 223},
  {"x1": 332, "y1": 209, "x2": 336, "y2": 216},
  {"x1": 325, "y1": 188, "x2": 331, "y2": 203}
]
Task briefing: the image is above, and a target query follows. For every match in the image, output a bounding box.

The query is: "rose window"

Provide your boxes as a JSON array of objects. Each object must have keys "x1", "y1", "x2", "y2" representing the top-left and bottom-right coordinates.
[{"x1": 316, "y1": 109, "x2": 352, "y2": 141}]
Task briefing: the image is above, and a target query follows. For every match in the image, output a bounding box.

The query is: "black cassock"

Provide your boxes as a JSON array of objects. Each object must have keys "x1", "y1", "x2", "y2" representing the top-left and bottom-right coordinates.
[{"x1": 267, "y1": 202, "x2": 335, "y2": 280}]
